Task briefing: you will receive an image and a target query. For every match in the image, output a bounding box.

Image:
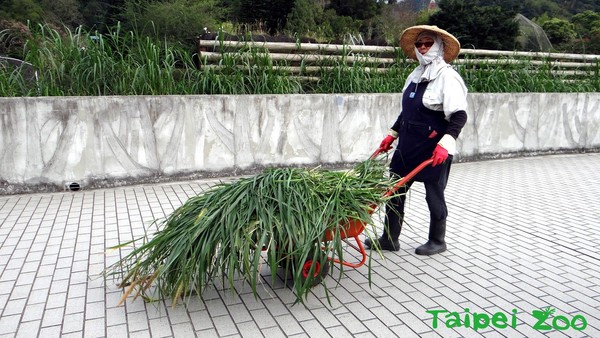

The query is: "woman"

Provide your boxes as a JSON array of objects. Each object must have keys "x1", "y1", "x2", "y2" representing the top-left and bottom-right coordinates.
[{"x1": 365, "y1": 25, "x2": 468, "y2": 255}]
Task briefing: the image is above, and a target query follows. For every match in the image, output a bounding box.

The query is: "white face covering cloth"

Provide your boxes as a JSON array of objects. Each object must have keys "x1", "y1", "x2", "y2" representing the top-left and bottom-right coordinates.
[{"x1": 413, "y1": 31, "x2": 448, "y2": 82}]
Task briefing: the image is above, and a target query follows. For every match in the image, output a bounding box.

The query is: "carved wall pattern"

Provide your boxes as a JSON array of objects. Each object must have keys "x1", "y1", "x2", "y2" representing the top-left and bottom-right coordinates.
[{"x1": 1, "y1": 93, "x2": 599, "y2": 193}]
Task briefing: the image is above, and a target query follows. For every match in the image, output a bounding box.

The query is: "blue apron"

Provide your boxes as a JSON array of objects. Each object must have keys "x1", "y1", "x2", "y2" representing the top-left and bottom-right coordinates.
[{"x1": 390, "y1": 81, "x2": 450, "y2": 182}]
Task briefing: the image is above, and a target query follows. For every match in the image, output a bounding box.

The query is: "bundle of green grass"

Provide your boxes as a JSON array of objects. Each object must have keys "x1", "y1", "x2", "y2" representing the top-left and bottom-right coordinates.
[{"x1": 105, "y1": 157, "x2": 401, "y2": 304}]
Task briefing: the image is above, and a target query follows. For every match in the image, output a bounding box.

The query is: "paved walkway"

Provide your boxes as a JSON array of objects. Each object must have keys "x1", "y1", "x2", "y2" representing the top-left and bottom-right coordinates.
[{"x1": 1, "y1": 153, "x2": 599, "y2": 338}]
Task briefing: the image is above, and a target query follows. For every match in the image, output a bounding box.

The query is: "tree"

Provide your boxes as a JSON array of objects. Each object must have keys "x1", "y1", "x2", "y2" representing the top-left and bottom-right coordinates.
[
  {"x1": 40, "y1": 0, "x2": 83, "y2": 28},
  {"x1": 0, "y1": 0, "x2": 44, "y2": 22},
  {"x1": 571, "y1": 10, "x2": 600, "y2": 38},
  {"x1": 372, "y1": 1, "x2": 419, "y2": 45},
  {"x1": 428, "y1": 0, "x2": 521, "y2": 50},
  {"x1": 542, "y1": 17, "x2": 576, "y2": 44},
  {"x1": 520, "y1": 0, "x2": 568, "y2": 20},
  {"x1": 80, "y1": 0, "x2": 126, "y2": 31},
  {"x1": 568, "y1": 10, "x2": 600, "y2": 53},
  {"x1": 236, "y1": 0, "x2": 295, "y2": 35},
  {"x1": 327, "y1": 0, "x2": 382, "y2": 21},
  {"x1": 121, "y1": 0, "x2": 223, "y2": 51},
  {"x1": 285, "y1": 0, "x2": 319, "y2": 37},
  {"x1": 555, "y1": 0, "x2": 600, "y2": 14},
  {"x1": 318, "y1": 9, "x2": 362, "y2": 41},
  {"x1": 478, "y1": 0, "x2": 522, "y2": 14}
]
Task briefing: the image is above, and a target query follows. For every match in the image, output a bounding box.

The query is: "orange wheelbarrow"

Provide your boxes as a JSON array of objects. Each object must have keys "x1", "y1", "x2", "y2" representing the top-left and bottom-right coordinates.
[{"x1": 299, "y1": 148, "x2": 434, "y2": 285}]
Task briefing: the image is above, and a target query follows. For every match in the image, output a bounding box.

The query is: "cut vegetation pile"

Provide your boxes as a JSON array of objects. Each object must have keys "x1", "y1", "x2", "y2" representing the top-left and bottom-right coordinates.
[{"x1": 104, "y1": 156, "x2": 401, "y2": 304}]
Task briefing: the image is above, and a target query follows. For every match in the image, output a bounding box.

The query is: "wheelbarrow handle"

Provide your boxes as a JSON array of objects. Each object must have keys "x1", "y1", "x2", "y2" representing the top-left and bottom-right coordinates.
[
  {"x1": 370, "y1": 146, "x2": 392, "y2": 159},
  {"x1": 368, "y1": 145, "x2": 434, "y2": 197},
  {"x1": 382, "y1": 158, "x2": 434, "y2": 198}
]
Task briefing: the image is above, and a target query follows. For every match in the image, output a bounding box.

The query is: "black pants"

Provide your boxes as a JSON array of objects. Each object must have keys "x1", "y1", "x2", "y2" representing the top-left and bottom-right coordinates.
[{"x1": 383, "y1": 160, "x2": 452, "y2": 240}]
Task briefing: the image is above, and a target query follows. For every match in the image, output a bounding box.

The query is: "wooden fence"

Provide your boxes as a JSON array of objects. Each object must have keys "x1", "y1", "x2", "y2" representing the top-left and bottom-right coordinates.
[{"x1": 198, "y1": 39, "x2": 600, "y2": 78}]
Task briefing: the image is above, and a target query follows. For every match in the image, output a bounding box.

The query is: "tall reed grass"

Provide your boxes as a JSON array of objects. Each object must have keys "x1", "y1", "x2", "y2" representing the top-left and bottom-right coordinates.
[
  {"x1": 458, "y1": 54, "x2": 600, "y2": 93},
  {"x1": 1, "y1": 24, "x2": 599, "y2": 97},
  {"x1": 105, "y1": 157, "x2": 398, "y2": 304}
]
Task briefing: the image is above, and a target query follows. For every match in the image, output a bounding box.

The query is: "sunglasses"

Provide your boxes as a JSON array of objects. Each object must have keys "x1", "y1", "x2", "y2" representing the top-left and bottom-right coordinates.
[{"x1": 414, "y1": 41, "x2": 434, "y2": 48}]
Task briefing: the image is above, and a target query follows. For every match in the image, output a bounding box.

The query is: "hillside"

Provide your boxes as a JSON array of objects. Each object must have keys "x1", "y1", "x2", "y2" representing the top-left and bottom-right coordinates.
[
  {"x1": 555, "y1": 0, "x2": 600, "y2": 14},
  {"x1": 403, "y1": 0, "x2": 599, "y2": 16}
]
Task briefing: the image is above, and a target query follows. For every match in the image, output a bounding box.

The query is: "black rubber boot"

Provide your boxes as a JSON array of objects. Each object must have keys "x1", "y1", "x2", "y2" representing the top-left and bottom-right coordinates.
[
  {"x1": 415, "y1": 219, "x2": 447, "y2": 255},
  {"x1": 364, "y1": 210, "x2": 403, "y2": 252},
  {"x1": 364, "y1": 237, "x2": 400, "y2": 251}
]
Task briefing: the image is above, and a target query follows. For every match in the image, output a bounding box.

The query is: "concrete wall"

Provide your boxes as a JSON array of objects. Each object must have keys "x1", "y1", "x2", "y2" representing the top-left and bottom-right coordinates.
[{"x1": 1, "y1": 93, "x2": 599, "y2": 194}]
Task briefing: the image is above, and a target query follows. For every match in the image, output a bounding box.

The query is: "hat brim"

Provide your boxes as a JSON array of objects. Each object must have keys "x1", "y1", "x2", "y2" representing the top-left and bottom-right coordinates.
[{"x1": 400, "y1": 25, "x2": 461, "y2": 63}]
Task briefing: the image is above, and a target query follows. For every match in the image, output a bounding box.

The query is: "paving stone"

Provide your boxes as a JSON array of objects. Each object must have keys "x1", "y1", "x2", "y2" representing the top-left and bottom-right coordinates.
[
  {"x1": 236, "y1": 320, "x2": 264, "y2": 338},
  {"x1": 106, "y1": 306, "x2": 127, "y2": 326},
  {"x1": 399, "y1": 310, "x2": 438, "y2": 334},
  {"x1": 21, "y1": 303, "x2": 45, "y2": 322},
  {"x1": 341, "y1": 301, "x2": 376, "y2": 322},
  {"x1": 362, "y1": 317, "x2": 399, "y2": 337},
  {"x1": 3, "y1": 298, "x2": 26, "y2": 316},
  {"x1": 260, "y1": 325, "x2": 287, "y2": 337},
  {"x1": 126, "y1": 311, "x2": 149, "y2": 332},
  {"x1": 188, "y1": 309, "x2": 213, "y2": 331},
  {"x1": 65, "y1": 296, "x2": 86, "y2": 315},
  {"x1": 324, "y1": 325, "x2": 354, "y2": 338},
  {"x1": 62, "y1": 312, "x2": 84, "y2": 333},
  {"x1": 41, "y1": 307, "x2": 64, "y2": 327},
  {"x1": 299, "y1": 319, "x2": 331, "y2": 337},
  {"x1": 250, "y1": 308, "x2": 278, "y2": 330},
  {"x1": 14, "y1": 320, "x2": 41, "y2": 338},
  {"x1": 0, "y1": 314, "x2": 20, "y2": 335},
  {"x1": 38, "y1": 326, "x2": 61, "y2": 338}
]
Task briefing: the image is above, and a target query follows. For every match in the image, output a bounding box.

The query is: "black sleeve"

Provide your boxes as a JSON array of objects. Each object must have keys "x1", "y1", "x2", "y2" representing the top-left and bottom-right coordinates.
[
  {"x1": 390, "y1": 113, "x2": 403, "y2": 133},
  {"x1": 446, "y1": 110, "x2": 467, "y2": 139}
]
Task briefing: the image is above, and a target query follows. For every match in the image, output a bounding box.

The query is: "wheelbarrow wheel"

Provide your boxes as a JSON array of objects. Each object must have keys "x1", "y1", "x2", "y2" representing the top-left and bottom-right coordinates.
[{"x1": 300, "y1": 252, "x2": 330, "y2": 287}]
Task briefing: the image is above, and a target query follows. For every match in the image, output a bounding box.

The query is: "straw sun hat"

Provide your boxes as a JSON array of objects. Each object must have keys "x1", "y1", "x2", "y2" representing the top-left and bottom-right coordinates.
[{"x1": 400, "y1": 25, "x2": 461, "y2": 63}]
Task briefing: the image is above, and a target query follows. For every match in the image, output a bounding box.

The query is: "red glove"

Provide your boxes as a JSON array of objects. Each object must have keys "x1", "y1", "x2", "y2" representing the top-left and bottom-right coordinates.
[
  {"x1": 379, "y1": 135, "x2": 396, "y2": 151},
  {"x1": 431, "y1": 144, "x2": 448, "y2": 167}
]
